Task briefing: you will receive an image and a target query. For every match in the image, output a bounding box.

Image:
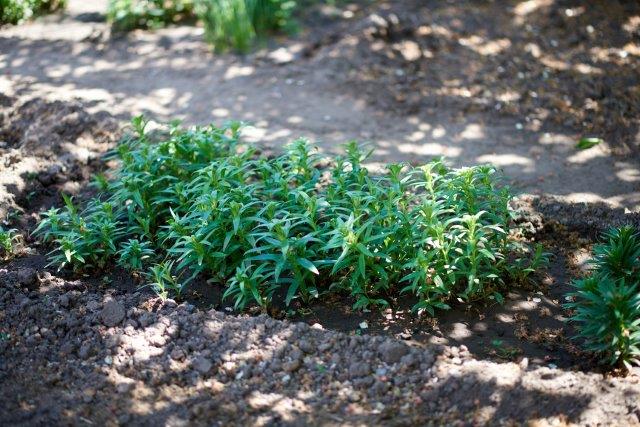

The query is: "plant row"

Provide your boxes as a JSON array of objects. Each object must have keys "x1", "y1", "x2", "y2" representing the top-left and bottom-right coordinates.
[{"x1": 36, "y1": 116, "x2": 544, "y2": 314}]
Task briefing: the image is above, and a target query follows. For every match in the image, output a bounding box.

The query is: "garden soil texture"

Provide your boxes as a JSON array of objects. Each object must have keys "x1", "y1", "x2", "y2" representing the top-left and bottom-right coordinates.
[{"x1": 2, "y1": 0, "x2": 640, "y2": 425}]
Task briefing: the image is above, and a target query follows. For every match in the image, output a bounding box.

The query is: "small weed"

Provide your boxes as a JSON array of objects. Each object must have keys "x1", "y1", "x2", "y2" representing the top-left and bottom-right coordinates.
[
  {"x1": 147, "y1": 261, "x2": 184, "y2": 300},
  {"x1": 489, "y1": 339, "x2": 522, "y2": 360},
  {"x1": 0, "y1": 226, "x2": 20, "y2": 259}
]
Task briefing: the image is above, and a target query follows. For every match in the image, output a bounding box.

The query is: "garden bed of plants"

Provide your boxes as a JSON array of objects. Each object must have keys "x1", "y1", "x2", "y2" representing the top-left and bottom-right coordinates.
[
  {"x1": 2, "y1": 0, "x2": 640, "y2": 424},
  {"x1": 3, "y1": 105, "x2": 638, "y2": 372},
  {"x1": 1, "y1": 101, "x2": 640, "y2": 424}
]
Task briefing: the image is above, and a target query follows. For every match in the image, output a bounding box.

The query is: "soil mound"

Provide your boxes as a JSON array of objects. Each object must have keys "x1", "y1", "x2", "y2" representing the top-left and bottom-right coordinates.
[{"x1": 0, "y1": 95, "x2": 118, "y2": 217}]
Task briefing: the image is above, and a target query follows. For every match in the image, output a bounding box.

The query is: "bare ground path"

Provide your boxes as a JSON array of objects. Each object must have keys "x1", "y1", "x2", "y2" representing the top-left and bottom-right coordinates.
[{"x1": 1, "y1": 0, "x2": 639, "y2": 212}]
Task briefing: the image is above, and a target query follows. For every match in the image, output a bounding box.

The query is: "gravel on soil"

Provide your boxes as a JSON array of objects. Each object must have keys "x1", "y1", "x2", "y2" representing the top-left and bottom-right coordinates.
[{"x1": 1, "y1": 272, "x2": 639, "y2": 426}]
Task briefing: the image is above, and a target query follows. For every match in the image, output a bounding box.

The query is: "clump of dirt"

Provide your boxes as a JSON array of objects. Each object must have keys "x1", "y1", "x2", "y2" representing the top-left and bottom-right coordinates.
[
  {"x1": 311, "y1": 0, "x2": 640, "y2": 154},
  {"x1": 0, "y1": 95, "x2": 118, "y2": 218}
]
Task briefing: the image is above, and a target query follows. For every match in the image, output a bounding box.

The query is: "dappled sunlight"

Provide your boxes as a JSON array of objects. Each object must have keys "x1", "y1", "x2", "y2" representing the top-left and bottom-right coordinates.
[
  {"x1": 432, "y1": 126, "x2": 447, "y2": 139},
  {"x1": 397, "y1": 142, "x2": 461, "y2": 158},
  {"x1": 211, "y1": 107, "x2": 229, "y2": 118},
  {"x1": 266, "y1": 42, "x2": 305, "y2": 64},
  {"x1": 513, "y1": 0, "x2": 555, "y2": 25},
  {"x1": 448, "y1": 322, "x2": 473, "y2": 340},
  {"x1": 537, "y1": 132, "x2": 573, "y2": 147},
  {"x1": 246, "y1": 391, "x2": 310, "y2": 422},
  {"x1": 459, "y1": 123, "x2": 485, "y2": 140},
  {"x1": 458, "y1": 35, "x2": 511, "y2": 56},
  {"x1": 566, "y1": 146, "x2": 608, "y2": 164},
  {"x1": 616, "y1": 164, "x2": 640, "y2": 183},
  {"x1": 405, "y1": 130, "x2": 427, "y2": 142},
  {"x1": 224, "y1": 64, "x2": 255, "y2": 80},
  {"x1": 537, "y1": 55, "x2": 603, "y2": 75},
  {"x1": 569, "y1": 247, "x2": 592, "y2": 274},
  {"x1": 476, "y1": 153, "x2": 532, "y2": 168},
  {"x1": 561, "y1": 192, "x2": 623, "y2": 207}
]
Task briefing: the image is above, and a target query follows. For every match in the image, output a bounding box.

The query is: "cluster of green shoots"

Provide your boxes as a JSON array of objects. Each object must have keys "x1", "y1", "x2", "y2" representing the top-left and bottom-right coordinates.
[
  {"x1": 0, "y1": 0, "x2": 65, "y2": 25},
  {"x1": 566, "y1": 226, "x2": 640, "y2": 368},
  {"x1": 0, "y1": 226, "x2": 20, "y2": 259},
  {"x1": 107, "y1": 0, "x2": 296, "y2": 52},
  {"x1": 36, "y1": 116, "x2": 544, "y2": 314}
]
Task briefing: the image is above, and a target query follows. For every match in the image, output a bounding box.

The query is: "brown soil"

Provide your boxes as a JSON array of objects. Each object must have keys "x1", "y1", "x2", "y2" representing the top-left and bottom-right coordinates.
[{"x1": 2, "y1": 0, "x2": 640, "y2": 425}]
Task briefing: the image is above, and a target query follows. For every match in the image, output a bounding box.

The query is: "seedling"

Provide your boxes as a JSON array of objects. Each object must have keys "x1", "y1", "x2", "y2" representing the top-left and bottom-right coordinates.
[
  {"x1": 0, "y1": 227, "x2": 20, "y2": 259},
  {"x1": 489, "y1": 339, "x2": 522, "y2": 360}
]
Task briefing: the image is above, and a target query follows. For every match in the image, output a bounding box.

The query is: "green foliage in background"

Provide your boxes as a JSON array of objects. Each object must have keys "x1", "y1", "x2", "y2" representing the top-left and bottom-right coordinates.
[
  {"x1": 0, "y1": 0, "x2": 65, "y2": 25},
  {"x1": 197, "y1": 0, "x2": 296, "y2": 52},
  {"x1": 566, "y1": 226, "x2": 640, "y2": 369},
  {"x1": 107, "y1": 0, "x2": 195, "y2": 31},
  {"x1": 36, "y1": 116, "x2": 544, "y2": 314},
  {"x1": 107, "y1": 0, "x2": 296, "y2": 51}
]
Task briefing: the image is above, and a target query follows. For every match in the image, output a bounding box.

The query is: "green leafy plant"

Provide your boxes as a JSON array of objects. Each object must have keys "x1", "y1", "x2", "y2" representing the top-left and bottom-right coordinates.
[
  {"x1": 0, "y1": 0, "x2": 65, "y2": 25},
  {"x1": 0, "y1": 226, "x2": 20, "y2": 259},
  {"x1": 147, "y1": 261, "x2": 184, "y2": 299},
  {"x1": 118, "y1": 238, "x2": 155, "y2": 270},
  {"x1": 107, "y1": 0, "x2": 296, "y2": 52},
  {"x1": 566, "y1": 226, "x2": 640, "y2": 369},
  {"x1": 107, "y1": 0, "x2": 195, "y2": 31},
  {"x1": 36, "y1": 116, "x2": 544, "y2": 313},
  {"x1": 197, "y1": 0, "x2": 297, "y2": 52}
]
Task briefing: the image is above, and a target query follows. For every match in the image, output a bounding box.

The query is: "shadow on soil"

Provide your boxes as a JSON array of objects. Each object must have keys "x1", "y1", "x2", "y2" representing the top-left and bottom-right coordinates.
[{"x1": 0, "y1": 279, "x2": 597, "y2": 426}]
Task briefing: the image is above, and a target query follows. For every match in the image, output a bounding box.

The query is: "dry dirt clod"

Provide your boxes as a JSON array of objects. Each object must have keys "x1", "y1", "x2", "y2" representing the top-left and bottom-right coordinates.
[
  {"x1": 100, "y1": 299, "x2": 126, "y2": 327},
  {"x1": 192, "y1": 356, "x2": 212, "y2": 374},
  {"x1": 379, "y1": 340, "x2": 409, "y2": 364},
  {"x1": 16, "y1": 268, "x2": 38, "y2": 288}
]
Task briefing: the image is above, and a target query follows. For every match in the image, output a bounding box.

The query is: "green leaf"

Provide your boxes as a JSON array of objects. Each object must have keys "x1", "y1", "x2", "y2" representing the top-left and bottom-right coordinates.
[
  {"x1": 576, "y1": 137, "x2": 603, "y2": 150},
  {"x1": 297, "y1": 258, "x2": 319, "y2": 275},
  {"x1": 285, "y1": 281, "x2": 300, "y2": 306}
]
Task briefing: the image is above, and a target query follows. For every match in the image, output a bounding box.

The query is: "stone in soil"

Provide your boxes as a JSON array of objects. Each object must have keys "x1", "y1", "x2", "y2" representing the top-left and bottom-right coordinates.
[{"x1": 100, "y1": 299, "x2": 126, "y2": 327}]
